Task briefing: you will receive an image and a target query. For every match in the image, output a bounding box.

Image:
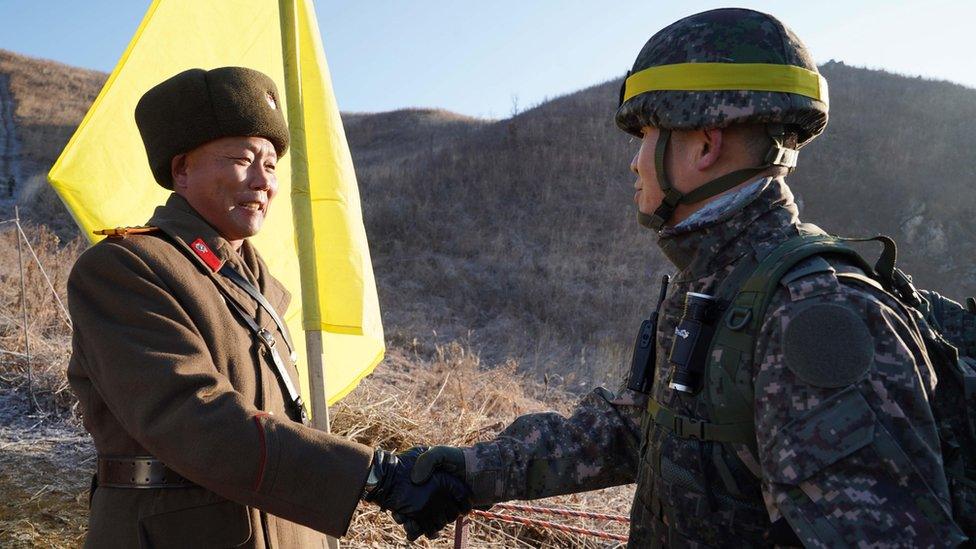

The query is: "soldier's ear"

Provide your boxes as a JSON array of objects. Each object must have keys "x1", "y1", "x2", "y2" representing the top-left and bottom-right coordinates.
[
  {"x1": 695, "y1": 128, "x2": 723, "y2": 172},
  {"x1": 171, "y1": 154, "x2": 190, "y2": 190}
]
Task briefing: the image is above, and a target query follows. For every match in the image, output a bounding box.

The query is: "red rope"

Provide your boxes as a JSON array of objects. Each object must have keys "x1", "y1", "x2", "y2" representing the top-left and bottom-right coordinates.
[
  {"x1": 470, "y1": 509, "x2": 629, "y2": 543},
  {"x1": 490, "y1": 502, "x2": 630, "y2": 524}
]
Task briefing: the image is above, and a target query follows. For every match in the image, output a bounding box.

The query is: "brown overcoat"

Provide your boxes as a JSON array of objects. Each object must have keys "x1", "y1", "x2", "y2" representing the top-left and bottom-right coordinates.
[{"x1": 67, "y1": 194, "x2": 373, "y2": 548}]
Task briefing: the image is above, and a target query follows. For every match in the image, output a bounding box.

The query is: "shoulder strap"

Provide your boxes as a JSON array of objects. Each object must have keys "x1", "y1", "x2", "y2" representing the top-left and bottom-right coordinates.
[
  {"x1": 149, "y1": 231, "x2": 309, "y2": 425},
  {"x1": 217, "y1": 281, "x2": 309, "y2": 425},
  {"x1": 723, "y1": 234, "x2": 871, "y2": 339},
  {"x1": 93, "y1": 225, "x2": 161, "y2": 238},
  {"x1": 709, "y1": 232, "x2": 869, "y2": 412},
  {"x1": 648, "y1": 233, "x2": 871, "y2": 448},
  {"x1": 219, "y1": 264, "x2": 296, "y2": 360}
]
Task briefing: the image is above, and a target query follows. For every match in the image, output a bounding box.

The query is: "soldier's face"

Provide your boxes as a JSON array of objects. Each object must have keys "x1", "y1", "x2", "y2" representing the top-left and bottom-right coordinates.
[
  {"x1": 631, "y1": 127, "x2": 665, "y2": 217},
  {"x1": 173, "y1": 136, "x2": 279, "y2": 248},
  {"x1": 631, "y1": 126, "x2": 718, "y2": 227}
]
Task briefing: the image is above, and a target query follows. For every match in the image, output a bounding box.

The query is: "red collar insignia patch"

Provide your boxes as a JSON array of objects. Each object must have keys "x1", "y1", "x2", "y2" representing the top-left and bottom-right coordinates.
[{"x1": 190, "y1": 238, "x2": 223, "y2": 272}]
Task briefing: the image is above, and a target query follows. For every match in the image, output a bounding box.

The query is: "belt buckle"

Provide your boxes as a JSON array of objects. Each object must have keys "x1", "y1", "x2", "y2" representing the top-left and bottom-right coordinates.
[{"x1": 675, "y1": 416, "x2": 704, "y2": 440}]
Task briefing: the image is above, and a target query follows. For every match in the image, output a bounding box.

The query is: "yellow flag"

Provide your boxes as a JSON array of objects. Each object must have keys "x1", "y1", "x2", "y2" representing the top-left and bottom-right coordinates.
[{"x1": 48, "y1": 0, "x2": 384, "y2": 407}]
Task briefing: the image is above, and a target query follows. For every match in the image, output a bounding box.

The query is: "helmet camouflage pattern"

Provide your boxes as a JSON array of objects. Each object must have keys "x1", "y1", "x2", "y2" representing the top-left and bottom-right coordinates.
[{"x1": 615, "y1": 8, "x2": 828, "y2": 147}]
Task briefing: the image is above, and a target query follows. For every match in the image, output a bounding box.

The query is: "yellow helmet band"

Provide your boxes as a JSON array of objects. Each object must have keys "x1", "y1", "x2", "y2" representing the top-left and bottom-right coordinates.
[{"x1": 623, "y1": 62, "x2": 829, "y2": 106}]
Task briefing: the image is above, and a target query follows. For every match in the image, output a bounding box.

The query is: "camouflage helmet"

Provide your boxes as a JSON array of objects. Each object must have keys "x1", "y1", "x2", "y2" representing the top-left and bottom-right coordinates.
[
  {"x1": 616, "y1": 8, "x2": 829, "y2": 230},
  {"x1": 615, "y1": 8, "x2": 828, "y2": 146}
]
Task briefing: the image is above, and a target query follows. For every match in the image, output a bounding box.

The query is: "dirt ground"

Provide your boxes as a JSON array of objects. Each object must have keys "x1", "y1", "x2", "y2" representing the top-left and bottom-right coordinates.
[{"x1": 0, "y1": 390, "x2": 91, "y2": 547}]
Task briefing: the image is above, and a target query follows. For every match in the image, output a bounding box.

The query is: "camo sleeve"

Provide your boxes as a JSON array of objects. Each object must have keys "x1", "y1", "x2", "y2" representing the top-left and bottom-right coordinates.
[
  {"x1": 753, "y1": 268, "x2": 967, "y2": 547},
  {"x1": 460, "y1": 385, "x2": 645, "y2": 506},
  {"x1": 920, "y1": 289, "x2": 976, "y2": 357}
]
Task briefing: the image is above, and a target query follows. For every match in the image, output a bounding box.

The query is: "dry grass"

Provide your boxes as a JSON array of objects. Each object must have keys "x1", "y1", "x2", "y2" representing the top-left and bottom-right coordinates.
[
  {"x1": 331, "y1": 340, "x2": 632, "y2": 548},
  {"x1": 0, "y1": 222, "x2": 81, "y2": 415},
  {"x1": 0, "y1": 221, "x2": 89, "y2": 547},
  {"x1": 0, "y1": 223, "x2": 633, "y2": 548}
]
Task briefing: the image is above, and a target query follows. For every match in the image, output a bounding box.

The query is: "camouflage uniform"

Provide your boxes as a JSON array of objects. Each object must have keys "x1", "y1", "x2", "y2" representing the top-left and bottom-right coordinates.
[
  {"x1": 462, "y1": 177, "x2": 968, "y2": 546},
  {"x1": 452, "y1": 8, "x2": 971, "y2": 546}
]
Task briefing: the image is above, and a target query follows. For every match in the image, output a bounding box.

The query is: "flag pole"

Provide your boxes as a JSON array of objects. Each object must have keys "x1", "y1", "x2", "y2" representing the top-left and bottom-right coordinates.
[
  {"x1": 277, "y1": 0, "x2": 330, "y2": 432},
  {"x1": 278, "y1": 1, "x2": 338, "y2": 547},
  {"x1": 304, "y1": 331, "x2": 330, "y2": 430}
]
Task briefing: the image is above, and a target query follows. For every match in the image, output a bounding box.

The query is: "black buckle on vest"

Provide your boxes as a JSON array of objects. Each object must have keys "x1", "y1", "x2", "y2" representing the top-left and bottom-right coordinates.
[
  {"x1": 892, "y1": 268, "x2": 922, "y2": 308},
  {"x1": 675, "y1": 416, "x2": 705, "y2": 440},
  {"x1": 764, "y1": 146, "x2": 798, "y2": 169}
]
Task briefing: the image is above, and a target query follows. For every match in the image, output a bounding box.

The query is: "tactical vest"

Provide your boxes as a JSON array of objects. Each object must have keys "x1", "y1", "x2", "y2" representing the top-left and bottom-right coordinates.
[{"x1": 644, "y1": 227, "x2": 976, "y2": 541}]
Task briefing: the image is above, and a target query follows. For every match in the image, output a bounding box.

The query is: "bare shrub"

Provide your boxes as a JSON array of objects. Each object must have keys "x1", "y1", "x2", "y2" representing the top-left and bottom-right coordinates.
[{"x1": 0, "y1": 221, "x2": 81, "y2": 415}]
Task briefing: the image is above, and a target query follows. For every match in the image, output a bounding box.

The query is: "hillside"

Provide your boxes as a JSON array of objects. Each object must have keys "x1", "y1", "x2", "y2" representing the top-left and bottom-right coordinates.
[
  {"x1": 0, "y1": 50, "x2": 105, "y2": 190},
  {"x1": 0, "y1": 50, "x2": 105, "y2": 231},
  {"x1": 343, "y1": 108, "x2": 490, "y2": 165},
  {"x1": 354, "y1": 62, "x2": 976, "y2": 385},
  {"x1": 1, "y1": 52, "x2": 974, "y2": 389}
]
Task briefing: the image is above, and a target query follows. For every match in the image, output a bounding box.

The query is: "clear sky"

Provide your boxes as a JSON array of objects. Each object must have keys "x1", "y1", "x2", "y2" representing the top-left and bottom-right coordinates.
[{"x1": 1, "y1": 1, "x2": 973, "y2": 119}]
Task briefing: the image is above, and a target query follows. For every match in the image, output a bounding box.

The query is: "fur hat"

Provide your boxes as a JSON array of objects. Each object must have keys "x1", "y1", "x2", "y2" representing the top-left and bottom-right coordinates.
[{"x1": 135, "y1": 67, "x2": 289, "y2": 188}]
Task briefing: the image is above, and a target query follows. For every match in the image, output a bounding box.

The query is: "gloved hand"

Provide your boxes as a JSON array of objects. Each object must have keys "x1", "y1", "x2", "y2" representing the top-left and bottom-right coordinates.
[
  {"x1": 411, "y1": 446, "x2": 493, "y2": 512},
  {"x1": 410, "y1": 445, "x2": 466, "y2": 485},
  {"x1": 362, "y1": 447, "x2": 472, "y2": 541}
]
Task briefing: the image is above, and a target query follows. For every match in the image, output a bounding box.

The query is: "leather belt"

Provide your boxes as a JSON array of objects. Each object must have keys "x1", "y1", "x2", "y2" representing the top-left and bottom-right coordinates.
[{"x1": 97, "y1": 456, "x2": 196, "y2": 489}]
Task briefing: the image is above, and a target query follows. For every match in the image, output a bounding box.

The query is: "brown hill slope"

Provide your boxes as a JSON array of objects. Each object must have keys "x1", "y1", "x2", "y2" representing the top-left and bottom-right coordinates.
[
  {"x1": 2, "y1": 51, "x2": 973, "y2": 387},
  {"x1": 0, "y1": 49, "x2": 106, "y2": 185},
  {"x1": 343, "y1": 108, "x2": 489, "y2": 165},
  {"x1": 354, "y1": 62, "x2": 976, "y2": 385}
]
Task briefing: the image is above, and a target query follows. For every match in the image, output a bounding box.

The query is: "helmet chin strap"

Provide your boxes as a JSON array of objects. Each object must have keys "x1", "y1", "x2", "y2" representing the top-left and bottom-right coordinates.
[{"x1": 637, "y1": 124, "x2": 799, "y2": 231}]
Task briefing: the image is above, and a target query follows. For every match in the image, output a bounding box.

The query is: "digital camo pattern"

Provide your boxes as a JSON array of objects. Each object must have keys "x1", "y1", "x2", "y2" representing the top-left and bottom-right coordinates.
[
  {"x1": 754, "y1": 254, "x2": 964, "y2": 547},
  {"x1": 672, "y1": 177, "x2": 771, "y2": 232},
  {"x1": 464, "y1": 178, "x2": 967, "y2": 547},
  {"x1": 614, "y1": 8, "x2": 828, "y2": 145},
  {"x1": 630, "y1": 179, "x2": 804, "y2": 547},
  {"x1": 461, "y1": 386, "x2": 644, "y2": 506}
]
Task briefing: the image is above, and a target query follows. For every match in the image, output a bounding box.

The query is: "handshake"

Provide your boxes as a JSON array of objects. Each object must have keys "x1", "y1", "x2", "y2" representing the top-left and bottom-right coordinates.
[{"x1": 361, "y1": 445, "x2": 470, "y2": 541}]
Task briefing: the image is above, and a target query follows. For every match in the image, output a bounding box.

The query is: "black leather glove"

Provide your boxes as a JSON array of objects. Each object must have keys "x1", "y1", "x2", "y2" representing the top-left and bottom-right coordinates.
[
  {"x1": 363, "y1": 447, "x2": 472, "y2": 541},
  {"x1": 411, "y1": 445, "x2": 466, "y2": 484},
  {"x1": 412, "y1": 446, "x2": 493, "y2": 512}
]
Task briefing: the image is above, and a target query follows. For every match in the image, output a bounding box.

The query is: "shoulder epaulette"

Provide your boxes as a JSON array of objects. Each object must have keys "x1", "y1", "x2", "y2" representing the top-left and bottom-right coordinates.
[{"x1": 93, "y1": 226, "x2": 160, "y2": 239}]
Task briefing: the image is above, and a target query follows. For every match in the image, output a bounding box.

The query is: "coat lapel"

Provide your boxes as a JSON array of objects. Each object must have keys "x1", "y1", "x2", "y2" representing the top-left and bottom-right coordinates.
[{"x1": 148, "y1": 195, "x2": 261, "y2": 323}]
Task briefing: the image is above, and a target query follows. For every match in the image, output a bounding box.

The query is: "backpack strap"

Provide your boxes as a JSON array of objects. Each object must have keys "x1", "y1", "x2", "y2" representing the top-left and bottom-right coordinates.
[
  {"x1": 648, "y1": 233, "x2": 873, "y2": 452},
  {"x1": 723, "y1": 234, "x2": 872, "y2": 340},
  {"x1": 834, "y1": 234, "x2": 922, "y2": 307}
]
